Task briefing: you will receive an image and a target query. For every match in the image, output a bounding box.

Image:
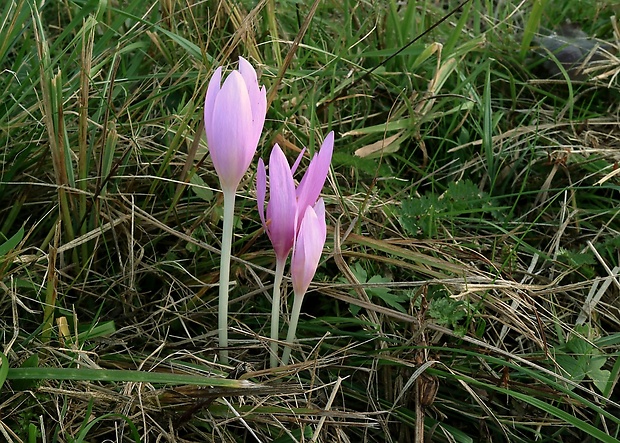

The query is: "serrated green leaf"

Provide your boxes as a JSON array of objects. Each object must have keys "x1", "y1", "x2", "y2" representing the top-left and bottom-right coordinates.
[
  {"x1": 370, "y1": 290, "x2": 408, "y2": 313},
  {"x1": 428, "y1": 297, "x2": 468, "y2": 327},
  {"x1": 350, "y1": 262, "x2": 368, "y2": 283}
]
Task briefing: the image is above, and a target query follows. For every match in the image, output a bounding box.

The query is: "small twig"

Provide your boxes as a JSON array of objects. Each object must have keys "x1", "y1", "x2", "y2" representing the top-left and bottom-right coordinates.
[
  {"x1": 221, "y1": 397, "x2": 264, "y2": 443},
  {"x1": 310, "y1": 376, "x2": 347, "y2": 443}
]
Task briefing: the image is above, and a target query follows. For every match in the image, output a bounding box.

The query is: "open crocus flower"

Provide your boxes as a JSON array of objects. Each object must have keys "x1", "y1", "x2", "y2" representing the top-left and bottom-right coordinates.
[{"x1": 204, "y1": 57, "x2": 267, "y2": 194}]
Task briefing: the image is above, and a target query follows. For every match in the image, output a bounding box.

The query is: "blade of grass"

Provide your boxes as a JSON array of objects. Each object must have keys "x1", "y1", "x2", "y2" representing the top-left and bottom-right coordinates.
[
  {"x1": 482, "y1": 62, "x2": 495, "y2": 186},
  {"x1": 0, "y1": 352, "x2": 9, "y2": 391},
  {"x1": 520, "y1": 0, "x2": 549, "y2": 60},
  {"x1": 7, "y1": 367, "x2": 260, "y2": 387}
]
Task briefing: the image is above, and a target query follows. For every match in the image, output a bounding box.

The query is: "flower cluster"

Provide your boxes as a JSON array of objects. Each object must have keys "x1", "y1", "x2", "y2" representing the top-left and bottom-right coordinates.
[
  {"x1": 256, "y1": 136, "x2": 332, "y2": 366},
  {"x1": 256, "y1": 133, "x2": 333, "y2": 288},
  {"x1": 204, "y1": 57, "x2": 333, "y2": 366}
]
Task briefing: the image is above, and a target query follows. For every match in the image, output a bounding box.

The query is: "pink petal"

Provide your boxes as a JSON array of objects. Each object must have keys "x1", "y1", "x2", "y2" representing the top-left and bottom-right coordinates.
[
  {"x1": 238, "y1": 57, "x2": 258, "y2": 90},
  {"x1": 291, "y1": 205, "x2": 326, "y2": 297},
  {"x1": 238, "y1": 57, "x2": 267, "y2": 149},
  {"x1": 266, "y1": 144, "x2": 297, "y2": 261},
  {"x1": 207, "y1": 70, "x2": 254, "y2": 192},
  {"x1": 290, "y1": 148, "x2": 306, "y2": 175},
  {"x1": 295, "y1": 131, "x2": 334, "y2": 226},
  {"x1": 313, "y1": 198, "x2": 327, "y2": 240},
  {"x1": 203, "y1": 67, "x2": 222, "y2": 139},
  {"x1": 256, "y1": 158, "x2": 267, "y2": 228}
]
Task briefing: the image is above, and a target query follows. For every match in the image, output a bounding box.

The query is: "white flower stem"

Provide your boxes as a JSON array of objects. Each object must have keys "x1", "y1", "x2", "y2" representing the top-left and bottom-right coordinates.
[
  {"x1": 269, "y1": 257, "x2": 286, "y2": 368},
  {"x1": 218, "y1": 188, "x2": 236, "y2": 365},
  {"x1": 282, "y1": 291, "x2": 305, "y2": 366}
]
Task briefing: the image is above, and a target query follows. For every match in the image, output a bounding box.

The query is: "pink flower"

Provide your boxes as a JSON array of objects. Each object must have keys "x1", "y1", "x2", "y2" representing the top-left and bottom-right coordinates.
[
  {"x1": 256, "y1": 144, "x2": 297, "y2": 262},
  {"x1": 291, "y1": 199, "x2": 327, "y2": 297},
  {"x1": 257, "y1": 132, "x2": 334, "y2": 262},
  {"x1": 204, "y1": 57, "x2": 267, "y2": 193}
]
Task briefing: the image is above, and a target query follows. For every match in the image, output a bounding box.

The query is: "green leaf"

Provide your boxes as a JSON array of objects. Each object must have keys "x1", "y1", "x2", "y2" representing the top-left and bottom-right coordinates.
[
  {"x1": 428, "y1": 297, "x2": 467, "y2": 328},
  {"x1": 189, "y1": 173, "x2": 214, "y2": 202},
  {"x1": 0, "y1": 352, "x2": 9, "y2": 391},
  {"x1": 400, "y1": 179, "x2": 499, "y2": 238},
  {"x1": 10, "y1": 354, "x2": 39, "y2": 391},
  {"x1": 555, "y1": 354, "x2": 587, "y2": 383},
  {"x1": 7, "y1": 367, "x2": 260, "y2": 388},
  {"x1": 503, "y1": 388, "x2": 619, "y2": 443},
  {"x1": 74, "y1": 408, "x2": 141, "y2": 443},
  {"x1": 350, "y1": 262, "x2": 368, "y2": 283},
  {"x1": 590, "y1": 367, "x2": 612, "y2": 394},
  {"x1": 341, "y1": 263, "x2": 409, "y2": 313},
  {"x1": 566, "y1": 333, "x2": 592, "y2": 355},
  {"x1": 0, "y1": 227, "x2": 24, "y2": 257},
  {"x1": 400, "y1": 194, "x2": 442, "y2": 237},
  {"x1": 366, "y1": 275, "x2": 407, "y2": 313},
  {"x1": 349, "y1": 303, "x2": 361, "y2": 316}
]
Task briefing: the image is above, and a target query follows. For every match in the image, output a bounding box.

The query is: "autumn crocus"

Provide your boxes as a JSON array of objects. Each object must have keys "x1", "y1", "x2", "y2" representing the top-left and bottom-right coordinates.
[
  {"x1": 281, "y1": 199, "x2": 327, "y2": 366},
  {"x1": 257, "y1": 132, "x2": 333, "y2": 367},
  {"x1": 205, "y1": 57, "x2": 267, "y2": 364}
]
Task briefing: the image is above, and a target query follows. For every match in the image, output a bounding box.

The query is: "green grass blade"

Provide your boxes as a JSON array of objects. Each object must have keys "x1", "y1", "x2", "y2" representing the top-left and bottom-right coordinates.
[
  {"x1": 7, "y1": 367, "x2": 259, "y2": 387},
  {"x1": 520, "y1": 0, "x2": 549, "y2": 60},
  {"x1": 0, "y1": 352, "x2": 9, "y2": 391}
]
